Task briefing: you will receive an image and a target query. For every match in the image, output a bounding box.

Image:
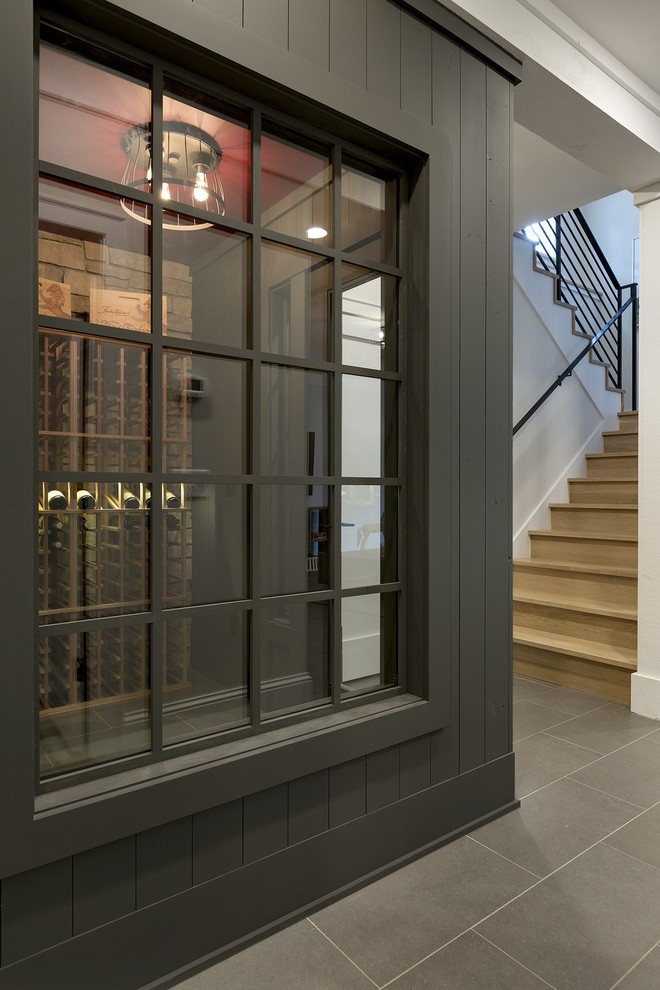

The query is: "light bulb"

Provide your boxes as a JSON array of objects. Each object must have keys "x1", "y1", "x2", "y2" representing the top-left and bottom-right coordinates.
[
  {"x1": 193, "y1": 169, "x2": 209, "y2": 203},
  {"x1": 146, "y1": 165, "x2": 153, "y2": 182},
  {"x1": 161, "y1": 182, "x2": 171, "y2": 201},
  {"x1": 306, "y1": 226, "x2": 328, "y2": 239}
]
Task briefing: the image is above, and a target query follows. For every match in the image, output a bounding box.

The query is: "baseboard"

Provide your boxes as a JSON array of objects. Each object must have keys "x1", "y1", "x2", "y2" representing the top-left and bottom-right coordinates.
[{"x1": 631, "y1": 671, "x2": 660, "y2": 721}]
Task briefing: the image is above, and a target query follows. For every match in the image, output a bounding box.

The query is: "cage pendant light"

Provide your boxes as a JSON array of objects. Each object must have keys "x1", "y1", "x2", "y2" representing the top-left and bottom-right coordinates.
[{"x1": 120, "y1": 121, "x2": 225, "y2": 230}]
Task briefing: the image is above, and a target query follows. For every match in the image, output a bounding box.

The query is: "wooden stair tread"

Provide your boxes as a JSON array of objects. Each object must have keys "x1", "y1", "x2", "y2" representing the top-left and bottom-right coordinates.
[
  {"x1": 529, "y1": 529, "x2": 638, "y2": 543},
  {"x1": 602, "y1": 430, "x2": 638, "y2": 438},
  {"x1": 548, "y1": 502, "x2": 637, "y2": 510},
  {"x1": 513, "y1": 558, "x2": 637, "y2": 578},
  {"x1": 586, "y1": 451, "x2": 637, "y2": 459},
  {"x1": 513, "y1": 591, "x2": 636, "y2": 621},
  {"x1": 512, "y1": 626, "x2": 637, "y2": 670},
  {"x1": 567, "y1": 478, "x2": 636, "y2": 484}
]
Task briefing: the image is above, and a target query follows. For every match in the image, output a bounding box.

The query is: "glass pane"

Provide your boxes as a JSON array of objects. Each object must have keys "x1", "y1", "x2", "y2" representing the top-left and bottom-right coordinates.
[
  {"x1": 163, "y1": 351, "x2": 248, "y2": 474},
  {"x1": 341, "y1": 593, "x2": 397, "y2": 696},
  {"x1": 261, "y1": 601, "x2": 330, "y2": 718},
  {"x1": 262, "y1": 242, "x2": 331, "y2": 361},
  {"x1": 162, "y1": 86, "x2": 251, "y2": 223},
  {"x1": 261, "y1": 366, "x2": 329, "y2": 476},
  {"x1": 341, "y1": 266, "x2": 398, "y2": 372},
  {"x1": 39, "y1": 38, "x2": 150, "y2": 186},
  {"x1": 261, "y1": 126, "x2": 332, "y2": 246},
  {"x1": 341, "y1": 162, "x2": 397, "y2": 265},
  {"x1": 341, "y1": 486, "x2": 397, "y2": 589},
  {"x1": 162, "y1": 483, "x2": 248, "y2": 608},
  {"x1": 38, "y1": 481, "x2": 150, "y2": 624},
  {"x1": 342, "y1": 376, "x2": 397, "y2": 478},
  {"x1": 163, "y1": 224, "x2": 249, "y2": 347},
  {"x1": 39, "y1": 178, "x2": 152, "y2": 330},
  {"x1": 163, "y1": 609, "x2": 249, "y2": 745},
  {"x1": 39, "y1": 330, "x2": 150, "y2": 473},
  {"x1": 261, "y1": 485, "x2": 330, "y2": 596},
  {"x1": 39, "y1": 624, "x2": 150, "y2": 778}
]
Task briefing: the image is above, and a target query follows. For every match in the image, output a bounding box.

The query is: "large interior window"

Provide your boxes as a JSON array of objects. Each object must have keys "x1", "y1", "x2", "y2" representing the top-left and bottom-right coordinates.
[{"x1": 36, "y1": 25, "x2": 407, "y2": 786}]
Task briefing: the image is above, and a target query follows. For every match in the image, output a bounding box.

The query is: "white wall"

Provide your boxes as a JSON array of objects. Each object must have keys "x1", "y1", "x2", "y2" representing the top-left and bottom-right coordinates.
[
  {"x1": 513, "y1": 235, "x2": 622, "y2": 557},
  {"x1": 579, "y1": 191, "x2": 638, "y2": 286}
]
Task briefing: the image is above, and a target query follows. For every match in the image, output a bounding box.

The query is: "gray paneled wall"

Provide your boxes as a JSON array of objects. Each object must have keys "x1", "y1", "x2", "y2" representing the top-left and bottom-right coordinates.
[{"x1": 1, "y1": 731, "x2": 455, "y2": 968}]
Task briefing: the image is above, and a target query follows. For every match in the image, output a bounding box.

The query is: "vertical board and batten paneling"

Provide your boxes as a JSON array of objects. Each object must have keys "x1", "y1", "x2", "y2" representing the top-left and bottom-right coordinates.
[
  {"x1": 192, "y1": 799, "x2": 243, "y2": 885},
  {"x1": 328, "y1": 756, "x2": 367, "y2": 827},
  {"x1": 289, "y1": 0, "x2": 330, "y2": 69},
  {"x1": 243, "y1": 783, "x2": 288, "y2": 863},
  {"x1": 243, "y1": 0, "x2": 289, "y2": 48},
  {"x1": 484, "y1": 68, "x2": 513, "y2": 761},
  {"x1": 72, "y1": 836, "x2": 136, "y2": 935},
  {"x1": 401, "y1": 9, "x2": 433, "y2": 123},
  {"x1": 136, "y1": 817, "x2": 192, "y2": 908},
  {"x1": 399, "y1": 734, "x2": 431, "y2": 796},
  {"x1": 329, "y1": 0, "x2": 367, "y2": 88},
  {"x1": 459, "y1": 54, "x2": 488, "y2": 773},
  {"x1": 0, "y1": 858, "x2": 72, "y2": 966},
  {"x1": 366, "y1": 744, "x2": 400, "y2": 811},
  {"x1": 193, "y1": 0, "x2": 243, "y2": 25},
  {"x1": 366, "y1": 0, "x2": 401, "y2": 106},
  {"x1": 288, "y1": 769, "x2": 330, "y2": 844}
]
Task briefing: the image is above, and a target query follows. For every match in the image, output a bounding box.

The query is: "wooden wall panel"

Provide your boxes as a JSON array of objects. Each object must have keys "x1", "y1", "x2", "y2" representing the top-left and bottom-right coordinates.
[
  {"x1": 366, "y1": 0, "x2": 401, "y2": 107},
  {"x1": 288, "y1": 770, "x2": 329, "y2": 844},
  {"x1": 289, "y1": 0, "x2": 330, "y2": 69},
  {"x1": 401, "y1": 10, "x2": 432, "y2": 124},
  {"x1": 458, "y1": 54, "x2": 488, "y2": 773},
  {"x1": 366, "y1": 745, "x2": 399, "y2": 812},
  {"x1": 243, "y1": 0, "x2": 288, "y2": 47},
  {"x1": 136, "y1": 818, "x2": 193, "y2": 909},
  {"x1": 328, "y1": 757, "x2": 367, "y2": 827},
  {"x1": 194, "y1": 0, "x2": 243, "y2": 24},
  {"x1": 330, "y1": 0, "x2": 367, "y2": 89},
  {"x1": 1, "y1": 859, "x2": 72, "y2": 965},
  {"x1": 484, "y1": 67, "x2": 513, "y2": 762},
  {"x1": 243, "y1": 784, "x2": 288, "y2": 864},
  {"x1": 192, "y1": 799, "x2": 243, "y2": 885},
  {"x1": 72, "y1": 837, "x2": 135, "y2": 936},
  {"x1": 399, "y1": 734, "x2": 431, "y2": 797}
]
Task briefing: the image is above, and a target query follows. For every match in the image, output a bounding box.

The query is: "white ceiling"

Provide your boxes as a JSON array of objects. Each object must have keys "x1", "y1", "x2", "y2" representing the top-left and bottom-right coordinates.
[{"x1": 549, "y1": 0, "x2": 660, "y2": 96}]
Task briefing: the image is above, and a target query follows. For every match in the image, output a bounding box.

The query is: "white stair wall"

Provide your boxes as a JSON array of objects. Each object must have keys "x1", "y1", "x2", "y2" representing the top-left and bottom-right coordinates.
[{"x1": 513, "y1": 235, "x2": 623, "y2": 557}]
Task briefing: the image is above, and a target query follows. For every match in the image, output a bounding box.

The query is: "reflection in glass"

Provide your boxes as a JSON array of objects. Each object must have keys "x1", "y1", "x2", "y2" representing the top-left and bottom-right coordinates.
[
  {"x1": 261, "y1": 601, "x2": 330, "y2": 718},
  {"x1": 39, "y1": 624, "x2": 150, "y2": 778},
  {"x1": 262, "y1": 242, "x2": 331, "y2": 361},
  {"x1": 341, "y1": 486, "x2": 397, "y2": 589},
  {"x1": 39, "y1": 330, "x2": 150, "y2": 474},
  {"x1": 341, "y1": 265, "x2": 398, "y2": 372},
  {"x1": 162, "y1": 483, "x2": 248, "y2": 608},
  {"x1": 262, "y1": 366, "x2": 329, "y2": 476},
  {"x1": 261, "y1": 126, "x2": 332, "y2": 246},
  {"x1": 163, "y1": 224, "x2": 249, "y2": 346},
  {"x1": 163, "y1": 609, "x2": 249, "y2": 745},
  {"x1": 341, "y1": 593, "x2": 397, "y2": 696},
  {"x1": 163, "y1": 351, "x2": 247, "y2": 474},
  {"x1": 261, "y1": 486, "x2": 330, "y2": 596},
  {"x1": 39, "y1": 38, "x2": 150, "y2": 186},
  {"x1": 39, "y1": 178, "x2": 152, "y2": 329},
  {"x1": 38, "y1": 481, "x2": 150, "y2": 624},
  {"x1": 342, "y1": 376, "x2": 397, "y2": 478},
  {"x1": 341, "y1": 163, "x2": 397, "y2": 265}
]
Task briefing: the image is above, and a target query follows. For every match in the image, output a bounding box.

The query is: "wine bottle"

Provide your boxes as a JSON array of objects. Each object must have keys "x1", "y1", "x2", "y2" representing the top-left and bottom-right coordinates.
[
  {"x1": 47, "y1": 490, "x2": 67, "y2": 510},
  {"x1": 165, "y1": 491, "x2": 181, "y2": 508},
  {"x1": 123, "y1": 494, "x2": 140, "y2": 509},
  {"x1": 76, "y1": 490, "x2": 96, "y2": 510}
]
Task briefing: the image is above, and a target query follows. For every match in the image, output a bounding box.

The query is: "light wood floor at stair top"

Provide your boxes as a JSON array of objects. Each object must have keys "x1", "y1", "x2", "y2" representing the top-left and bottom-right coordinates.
[{"x1": 512, "y1": 626, "x2": 637, "y2": 670}]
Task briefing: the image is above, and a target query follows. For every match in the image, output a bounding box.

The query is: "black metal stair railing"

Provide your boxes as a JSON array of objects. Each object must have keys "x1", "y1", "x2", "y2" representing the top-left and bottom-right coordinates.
[{"x1": 516, "y1": 207, "x2": 639, "y2": 434}]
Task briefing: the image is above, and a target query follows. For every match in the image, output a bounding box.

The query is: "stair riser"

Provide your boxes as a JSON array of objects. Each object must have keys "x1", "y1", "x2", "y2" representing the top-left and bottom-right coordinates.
[
  {"x1": 569, "y1": 481, "x2": 638, "y2": 504},
  {"x1": 603, "y1": 433, "x2": 638, "y2": 453},
  {"x1": 617, "y1": 414, "x2": 638, "y2": 434},
  {"x1": 513, "y1": 647, "x2": 631, "y2": 704},
  {"x1": 514, "y1": 601, "x2": 637, "y2": 650},
  {"x1": 586, "y1": 455, "x2": 637, "y2": 479},
  {"x1": 513, "y1": 567, "x2": 638, "y2": 608},
  {"x1": 550, "y1": 507, "x2": 638, "y2": 536},
  {"x1": 530, "y1": 534, "x2": 637, "y2": 566}
]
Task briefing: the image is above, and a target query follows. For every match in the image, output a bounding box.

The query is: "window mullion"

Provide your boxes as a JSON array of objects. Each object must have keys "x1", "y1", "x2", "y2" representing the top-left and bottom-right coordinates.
[
  {"x1": 331, "y1": 144, "x2": 342, "y2": 710},
  {"x1": 250, "y1": 108, "x2": 262, "y2": 731}
]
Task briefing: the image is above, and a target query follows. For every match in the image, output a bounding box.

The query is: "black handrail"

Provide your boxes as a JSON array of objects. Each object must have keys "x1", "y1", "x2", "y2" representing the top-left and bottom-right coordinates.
[{"x1": 513, "y1": 297, "x2": 633, "y2": 436}]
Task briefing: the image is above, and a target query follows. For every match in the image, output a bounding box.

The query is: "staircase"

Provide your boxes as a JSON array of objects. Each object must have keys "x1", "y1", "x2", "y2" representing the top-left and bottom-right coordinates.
[{"x1": 513, "y1": 409, "x2": 638, "y2": 704}]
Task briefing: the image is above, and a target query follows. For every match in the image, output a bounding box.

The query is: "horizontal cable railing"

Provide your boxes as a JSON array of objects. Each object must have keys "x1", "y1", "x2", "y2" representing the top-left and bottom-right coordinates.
[{"x1": 517, "y1": 208, "x2": 639, "y2": 433}]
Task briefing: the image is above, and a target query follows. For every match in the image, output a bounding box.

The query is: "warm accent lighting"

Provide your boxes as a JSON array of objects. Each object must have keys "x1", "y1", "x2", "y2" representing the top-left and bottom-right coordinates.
[
  {"x1": 120, "y1": 121, "x2": 225, "y2": 230},
  {"x1": 306, "y1": 225, "x2": 328, "y2": 239}
]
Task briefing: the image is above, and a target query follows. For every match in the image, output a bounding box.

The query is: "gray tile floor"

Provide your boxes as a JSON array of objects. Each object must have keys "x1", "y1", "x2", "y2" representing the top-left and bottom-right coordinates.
[{"x1": 167, "y1": 676, "x2": 660, "y2": 990}]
